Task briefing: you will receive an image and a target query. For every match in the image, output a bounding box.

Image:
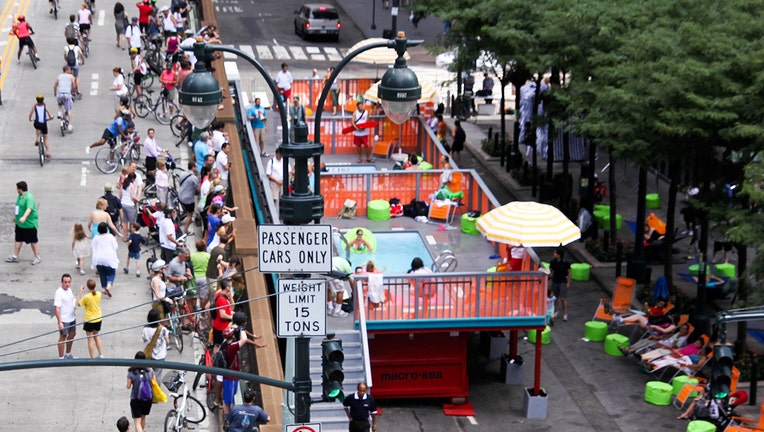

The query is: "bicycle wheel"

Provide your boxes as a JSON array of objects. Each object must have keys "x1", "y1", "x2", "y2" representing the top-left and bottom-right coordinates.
[
  {"x1": 163, "y1": 409, "x2": 181, "y2": 432},
  {"x1": 83, "y1": 40, "x2": 90, "y2": 58},
  {"x1": 60, "y1": 120, "x2": 66, "y2": 137},
  {"x1": 143, "y1": 182, "x2": 157, "y2": 199},
  {"x1": 134, "y1": 94, "x2": 151, "y2": 118},
  {"x1": 38, "y1": 138, "x2": 45, "y2": 166},
  {"x1": 29, "y1": 50, "x2": 37, "y2": 69},
  {"x1": 95, "y1": 147, "x2": 119, "y2": 174},
  {"x1": 142, "y1": 73, "x2": 155, "y2": 89},
  {"x1": 129, "y1": 144, "x2": 141, "y2": 163},
  {"x1": 170, "y1": 115, "x2": 185, "y2": 137},
  {"x1": 192, "y1": 357, "x2": 205, "y2": 391},
  {"x1": 179, "y1": 395, "x2": 206, "y2": 424},
  {"x1": 171, "y1": 315, "x2": 184, "y2": 353},
  {"x1": 168, "y1": 190, "x2": 185, "y2": 221},
  {"x1": 155, "y1": 99, "x2": 177, "y2": 125}
]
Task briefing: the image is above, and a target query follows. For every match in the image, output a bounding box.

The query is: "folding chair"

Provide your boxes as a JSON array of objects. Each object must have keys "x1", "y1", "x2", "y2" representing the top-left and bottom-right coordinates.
[
  {"x1": 592, "y1": 277, "x2": 637, "y2": 324},
  {"x1": 725, "y1": 402, "x2": 764, "y2": 431},
  {"x1": 672, "y1": 382, "x2": 704, "y2": 410}
]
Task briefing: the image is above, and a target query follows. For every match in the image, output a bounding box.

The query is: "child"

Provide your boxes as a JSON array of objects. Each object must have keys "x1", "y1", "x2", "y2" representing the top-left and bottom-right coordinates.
[
  {"x1": 125, "y1": 223, "x2": 146, "y2": 278},
  {"x1": 155, "y1": 159, "x2": 169, "y2": 204},
  {"x1": 71, "y1": 222, "x2": 91, "y2": 275},
  {"x1": 546, "y1": 289, "x2": 556, "y2": 326}
]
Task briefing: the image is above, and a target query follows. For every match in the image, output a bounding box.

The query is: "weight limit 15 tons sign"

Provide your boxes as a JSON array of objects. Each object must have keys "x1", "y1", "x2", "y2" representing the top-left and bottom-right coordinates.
[
  {"x1": 257, "y1": 225, "x2": 332, "y2": 273},
  {"x1": 277, "y1": 279, "x2": 327, "y2": 338}
]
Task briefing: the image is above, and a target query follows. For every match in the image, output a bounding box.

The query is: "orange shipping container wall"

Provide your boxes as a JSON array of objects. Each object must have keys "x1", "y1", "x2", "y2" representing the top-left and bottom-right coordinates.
[{"x1": 369, "y1": 332, "x2": 469, "y2": 399}]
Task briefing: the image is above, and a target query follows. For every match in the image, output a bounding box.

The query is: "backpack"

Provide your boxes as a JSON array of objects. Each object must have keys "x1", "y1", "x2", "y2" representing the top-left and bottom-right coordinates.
[
  {"x1": 66, "y1": 46, "x2": 77, "y2": 67},
  {"x1": 136, "y1": 370, "x2": 153, "y2": 401},
  {"x1": 64, "y1": 23, "x2": 76, "y2": 40},
  {"x1": 212, "y1": 343, "x2": 228, "y2": 369}
]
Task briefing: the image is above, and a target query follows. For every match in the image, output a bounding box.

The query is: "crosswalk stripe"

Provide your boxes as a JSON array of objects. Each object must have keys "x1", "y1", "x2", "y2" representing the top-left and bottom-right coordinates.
[
  {"x1": 310, "y1": 54, "x2": 326, "y2": 61},
  {"x1": 272, "y1": 45, "x2": 290, "y2": 60},
  {"x1": 305, "y1": 46, "x2": 320, "y2": 54},
  {"x1": 289, "y1": 46, "x2": 307, "y2": 60},
  {"x1": 223, "y1": 51, "x2": 237, "y2": 60},
  {"x1": 256, "y1": 45, "x2": 273, "y2": 60},
  {"x1": 239, "y1": 44, "x2": 255, "y2": 59},
  {"x1": 324, "y1": 47, "x2": 341, "y2": 62}
]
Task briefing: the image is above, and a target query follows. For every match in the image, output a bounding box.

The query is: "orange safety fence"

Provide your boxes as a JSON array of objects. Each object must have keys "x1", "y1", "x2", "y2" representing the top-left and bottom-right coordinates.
[
  {"x1": 356, "y1": 272, "x2": 547, "y2": 326},
  {"x1": 320, "y1": 169, "x2": 496, "y2": 218},
  {"x1": 291, "y1": 78, "x2": 374, "y2": 113}
]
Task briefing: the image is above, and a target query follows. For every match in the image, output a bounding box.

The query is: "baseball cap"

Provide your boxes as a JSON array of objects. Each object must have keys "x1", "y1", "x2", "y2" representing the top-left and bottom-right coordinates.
[
  {"x1": 212, "y1": 185, "x2": 225, "y2": 194},
  {"x1": 160, "y1": 5, "x2": 169, "y2": 11},
  {"x1": 221, "y1": 214, "x2": 236, "y2": 224},
  {"x1": 104, "y1": 183, "x2": 113, "y2": 192},
  {"x1": 131, "y1": 16, "x2": 138, "y2": 21},
  {"x1": 150, "y1": 259, "x2": 166, "y2": 271}
]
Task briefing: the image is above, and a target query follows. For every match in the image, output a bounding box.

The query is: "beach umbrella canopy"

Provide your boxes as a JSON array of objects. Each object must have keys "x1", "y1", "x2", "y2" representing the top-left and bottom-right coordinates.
[
  {"x1": 363, "y1": 80, "x2": 436, "y2": 104},
  {"x1": 349, "y1": 38, "x2": 410, "y2": 64},
  {"x1": 476, "y1": 201, "x2": 581, "y2": 247}
]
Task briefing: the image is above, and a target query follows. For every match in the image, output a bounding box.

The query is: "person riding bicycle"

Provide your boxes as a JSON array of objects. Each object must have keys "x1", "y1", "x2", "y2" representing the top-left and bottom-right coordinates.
[
  {"x1": 87, "y1": 109, "x2": 131, "y2": 154},
  {"x1": 77, "y1": 3, "x2": 93, "y2": 40},
  {"x1": 29, "y1": 95, "x2": 52, "y2": 158},
  {"x1": 224, "y1": 387, "x2": 270, "y2": 432},
  {"x1": 14, "y1": 16, "x2": 40, "y2": 64},
  {"x1": 64, "y1": 38, "x2": 84, "y2": 97},
  {"x1": 64, "y1": 15, "x2": 81, "y2": 47},
  {"x1": 54, "y1": 65, "x2": 77, "y2": 129}
]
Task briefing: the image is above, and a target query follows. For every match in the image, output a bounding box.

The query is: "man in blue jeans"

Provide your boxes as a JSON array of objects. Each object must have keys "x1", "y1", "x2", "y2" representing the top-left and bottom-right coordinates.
[{"x1": 246, "y1": 97, "x2": 268, "y2": 157}]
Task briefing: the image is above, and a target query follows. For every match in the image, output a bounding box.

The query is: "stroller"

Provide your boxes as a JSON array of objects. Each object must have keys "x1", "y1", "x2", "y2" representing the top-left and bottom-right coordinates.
[{"x1": 138, "y1": 198, "x2": 161, "y2": 243}]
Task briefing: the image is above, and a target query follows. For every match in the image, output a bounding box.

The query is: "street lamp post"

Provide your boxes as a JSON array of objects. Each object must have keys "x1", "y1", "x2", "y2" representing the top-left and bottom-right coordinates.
[{"x1": 179, "y1": 34, "x2": 421, "y2": 423}]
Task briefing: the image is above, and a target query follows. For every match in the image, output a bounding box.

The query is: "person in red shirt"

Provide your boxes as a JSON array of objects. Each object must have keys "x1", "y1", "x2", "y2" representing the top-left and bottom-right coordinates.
[
  {"x1": 211, "y1": 279, "x2": 233, "y2": 347},
  {"x1": 14, "y1": 16, "x2": 39, "y2": 63},
  {"x1": 136, "y1": 0, "x2": 153, "y2": 33}
]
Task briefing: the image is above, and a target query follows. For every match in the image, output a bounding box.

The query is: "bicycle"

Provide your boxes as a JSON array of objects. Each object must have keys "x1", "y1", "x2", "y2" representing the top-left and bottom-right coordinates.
[
  {"x1": 164, "y1": 371, "x2": 206, "y2": 432},
  {"x1": 191, "y1": 331, "x2": 218, "y2": 412},
  {"x1": 134, "y1": 88, "x2": 178, "y2": 125},
  {"x1": 127, "y1": 72, "x2": 156, "y2": 100},
  {"x1": 21, "y1": 42, "x2": 37, "y2": 69},
  {"x1": 166, "y1": 290, "x2": 185, "y2": 353},
  {"x1": 59, "y1": 107, "x2": 71, "y2": 137},
  {"x1": 94, "y1": 132, "x2": 142, "y2": 174},
  {"x1": 80, "y1": 29, "x2": 90, "y2": 58},
  {"x1": 33, "y1": 117, "x2": 52, "y2": 166}
]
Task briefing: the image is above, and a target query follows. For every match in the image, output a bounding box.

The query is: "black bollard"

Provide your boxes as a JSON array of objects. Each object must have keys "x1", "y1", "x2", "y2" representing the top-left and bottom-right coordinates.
[
  {"x1": 616, "y1": 242, "x2": 623, "y2": 277},
  {"x1": 751, "y1": 353, "x2": 758, "y2": 405}
]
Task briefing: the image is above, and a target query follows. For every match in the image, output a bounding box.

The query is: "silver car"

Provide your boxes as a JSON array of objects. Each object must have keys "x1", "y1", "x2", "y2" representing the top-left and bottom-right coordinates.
[{"x1": 294, "y1": 4, "x2": 341, "y2": 41}]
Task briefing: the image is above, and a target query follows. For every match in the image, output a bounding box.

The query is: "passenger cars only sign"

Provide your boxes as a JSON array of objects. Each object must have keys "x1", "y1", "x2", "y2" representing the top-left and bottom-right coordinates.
[{"x1": 258, "y1": 225, "x2": 332, "y2": 273}]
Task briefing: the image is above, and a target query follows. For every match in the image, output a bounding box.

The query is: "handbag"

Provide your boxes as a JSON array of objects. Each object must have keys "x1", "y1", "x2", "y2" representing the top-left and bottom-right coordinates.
[{"x1": 151, "y1": 376, "x2": 167, "y2": 403}]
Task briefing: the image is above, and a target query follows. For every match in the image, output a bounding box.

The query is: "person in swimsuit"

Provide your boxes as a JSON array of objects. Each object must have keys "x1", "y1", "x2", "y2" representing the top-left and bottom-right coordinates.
[{"x1": 349, "y1": 229, "x2": 373, "y2": 252}]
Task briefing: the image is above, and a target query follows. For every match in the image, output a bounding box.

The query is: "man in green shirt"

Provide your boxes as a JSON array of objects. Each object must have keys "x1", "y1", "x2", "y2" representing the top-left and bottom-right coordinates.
[{"x1": 6, "y1": 181, "x2": 41, "y2": 264}]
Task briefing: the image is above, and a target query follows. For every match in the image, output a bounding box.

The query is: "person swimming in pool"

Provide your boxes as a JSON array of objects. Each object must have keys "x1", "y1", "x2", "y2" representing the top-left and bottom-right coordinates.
[{"x1": 350, "y1": 229, "x2": 373, "y2": 252}]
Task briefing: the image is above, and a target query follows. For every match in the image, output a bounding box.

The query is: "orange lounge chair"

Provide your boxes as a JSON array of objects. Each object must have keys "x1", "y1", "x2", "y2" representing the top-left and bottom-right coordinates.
[
  {"x1": 725, "y1": 400, "x2": 764, "y2": 431},
  {"x1": 592, "y1": 277, "x2": 637, "y2": 324}
]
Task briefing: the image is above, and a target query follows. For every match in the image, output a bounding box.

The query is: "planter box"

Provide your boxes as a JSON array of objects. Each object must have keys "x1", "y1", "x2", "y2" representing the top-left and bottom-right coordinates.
[
  {"x1": 477, "y1": 103, "x2": 495, "y2": 115},
  {"x1": 523, "y1": 387, "x2": 548, "y2": 419},
  {"x1": 499, "y1": 354, "x2": 524, "y2": 384}
]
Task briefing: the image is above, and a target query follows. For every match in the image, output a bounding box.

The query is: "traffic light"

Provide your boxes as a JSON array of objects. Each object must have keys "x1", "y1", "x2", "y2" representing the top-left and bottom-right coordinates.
[
  {"x1": 322, "y1": 337, "x2": 344, "y2": 402},
  {"x1": 711, "y1": 344, "x2": 734, "y2": 398}
]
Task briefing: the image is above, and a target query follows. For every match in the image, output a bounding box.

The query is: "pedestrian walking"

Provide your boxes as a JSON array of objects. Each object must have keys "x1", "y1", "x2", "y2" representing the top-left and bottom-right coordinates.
[
  {"x1": 126, "y1": 351, "x2": 155, "y2": 432},
  {"x1": 549, "y1": 247, "x2": 571, "y2": 321},
  {"x1": 72, "y1": 222, "x2": 91, "y2": 275},
  {"x1": 91, "y1": 222, "x2": 119, "y2": 298},
  {"x1": 246, "y1": 97, "x2": 268, "y2": 156},
  {"x1": 288, "y1": 96, "x2": 306, "y2": 141},
  {"x1": 274, "y1": 63, "x2": 293, "y2": 108},
  {"x1": 125, "y1": 223, "x2": 146, "y2": 277},
  {"x1": 77, "y1": 279, "x2": 104, "y2": 358},
  {"x1": 54, "y1": 273, "x2": 77, "y2": 359},
  {"x1": 190, "y1": 239, "x2": 211, "y2": 309},
  {"x1": 224, "y1": 387, "x2": 270, "y2": 432},
  {"x1": 6, "y1": 181, "x2": 41, "y2": 264},
  {"x1": 141, "y1": 308, "x2": 169, "y2": 379},
  {"x1": 451, "y1": 120, "x2": 466, "y2": 164},
  {"x1": 343, "y1": 382, "x2": 378, "y2": 432}
]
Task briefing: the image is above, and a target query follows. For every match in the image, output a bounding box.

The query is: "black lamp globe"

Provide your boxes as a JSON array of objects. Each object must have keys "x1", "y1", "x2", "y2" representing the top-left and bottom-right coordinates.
[
  {"x1": 178, "y1": 64, "x2": 223, "y2": 129},
  {"x1": 378, "y1": 32, "x2": 421, "y2": 124}
]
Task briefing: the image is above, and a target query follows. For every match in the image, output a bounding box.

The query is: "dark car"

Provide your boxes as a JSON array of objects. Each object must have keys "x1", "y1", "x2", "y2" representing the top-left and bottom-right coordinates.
[{"x1": 294, "y1": 3, "x2": 341, "y2": 41}]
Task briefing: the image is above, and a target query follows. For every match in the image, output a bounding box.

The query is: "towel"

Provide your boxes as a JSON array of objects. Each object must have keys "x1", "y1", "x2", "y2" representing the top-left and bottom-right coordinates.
[{"x1": 367, "y1": 273, "x2": 385, "y2": 304}]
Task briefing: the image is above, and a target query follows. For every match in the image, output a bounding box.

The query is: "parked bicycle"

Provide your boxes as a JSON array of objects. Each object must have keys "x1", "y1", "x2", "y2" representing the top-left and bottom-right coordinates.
[
  {"x1": 165, "y1": 290, "x2": 185, "y2": 353},
  {"x1": 94, "y1": 131, "x2": 142, "y2": 174},
  {"x1": 134, "y1": 88, "x2": 178, "y2": 125},
  {"x1": 191, "y1": 330, "x2": 217, "y2": 412},
  {"x1": 164, "y1": 371, "x2": 206, "y2": 432}
]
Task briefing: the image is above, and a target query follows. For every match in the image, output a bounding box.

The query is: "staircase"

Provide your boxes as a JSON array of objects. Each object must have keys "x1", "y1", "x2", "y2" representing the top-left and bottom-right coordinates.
[{"x1": 308, "y1": 328, "x2": 366, "y2": 431}]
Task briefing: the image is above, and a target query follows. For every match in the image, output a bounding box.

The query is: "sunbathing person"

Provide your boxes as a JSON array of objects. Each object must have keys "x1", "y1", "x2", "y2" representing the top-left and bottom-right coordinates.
[
  {"x1": 642, "y1": 336, "x2": 710, "y2": 372},
  {"x1": 619, "y1": 321, "x2": 689, "y2": 356},
  {"x1": 677, "y1": 389, "x2": 747, "y2": 420},
  {"x1": 610, "y1": 299, "x2": 673, "y2": 328}
]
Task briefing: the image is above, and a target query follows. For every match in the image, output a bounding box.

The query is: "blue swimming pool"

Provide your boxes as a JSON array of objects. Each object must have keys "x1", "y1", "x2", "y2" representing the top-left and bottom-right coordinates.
[
  {"x1": 333, "y1": 230, "x2": 434, "y2": 274},
  {"x1": 325, "y1": 164, "x2": 378, "y2": 174}
]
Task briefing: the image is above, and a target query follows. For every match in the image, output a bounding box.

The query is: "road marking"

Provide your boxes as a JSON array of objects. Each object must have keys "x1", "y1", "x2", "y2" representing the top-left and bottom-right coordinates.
[
  {"x1": 467, "y1": 416, "x2": 478, "y2": 425},
  {"x1": 97, "y1": 9, "x2": 105, "y2": 26},
  {"x1": 239, "y1": 44, "x2": 254, "y2": 59},
  {"x1": 305, "y1": 46, "x2": 320, "y2": 54},
  {"x1": 426, "y1": 235, "x2": 436, "y2": 245},
  {"x1": 310, "y1": 54, "x2": 325, "y2": 61},
  {"x1": 272, "y1": 45, "x2": 289, "y2": 60},
  {"x1": 255, "y1": 45, "x2": 272, "y2": 60},
  {"x1": 222, "y1": 50, "x2": 236, "y2": 60},
  {"x1": 80, "y1": 165, "x2": 88, "y2": 186},
  {"x1": 324, "y1": 47, "x2": 341, "y2": 62},
  {"x1": 289, "y1": 46, "x2": 306, "y2": 60},
  {"x1": 90, "y1": 72, "x2": 98, "y2": 96}
]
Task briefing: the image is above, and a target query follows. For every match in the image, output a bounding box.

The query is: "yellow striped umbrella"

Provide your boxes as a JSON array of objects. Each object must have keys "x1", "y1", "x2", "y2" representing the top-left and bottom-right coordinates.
[
  {"x1": 476, "y1": 201, "x2": 581, "y2": 247},
  {"x1": 349, "y1": 38, "x2": 411, "y2": 64},
  {"x1": 363, "y1": 80, "x2": 437, "y2": 104}
]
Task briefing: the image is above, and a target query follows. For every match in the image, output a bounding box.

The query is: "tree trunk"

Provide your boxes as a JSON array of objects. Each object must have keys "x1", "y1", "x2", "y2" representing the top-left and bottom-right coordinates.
[
  {"x1": 663, "y1": 160, "x2": 679, "y2": 290},
  {"x1": 562, "y1": 118, "x2": 571, "y2": 216},
  {"x1": 633, "y1": 167, "x2": 647, "y2": 258}
]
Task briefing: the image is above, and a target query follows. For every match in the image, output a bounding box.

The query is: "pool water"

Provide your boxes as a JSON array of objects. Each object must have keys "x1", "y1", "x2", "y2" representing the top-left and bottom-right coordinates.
[
  {"x1": 325, "y1": 164, "x2": 378, "y2": 174},
  {"x1": 333, "y1": 230, "x2": 434, "y2": 274}
]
